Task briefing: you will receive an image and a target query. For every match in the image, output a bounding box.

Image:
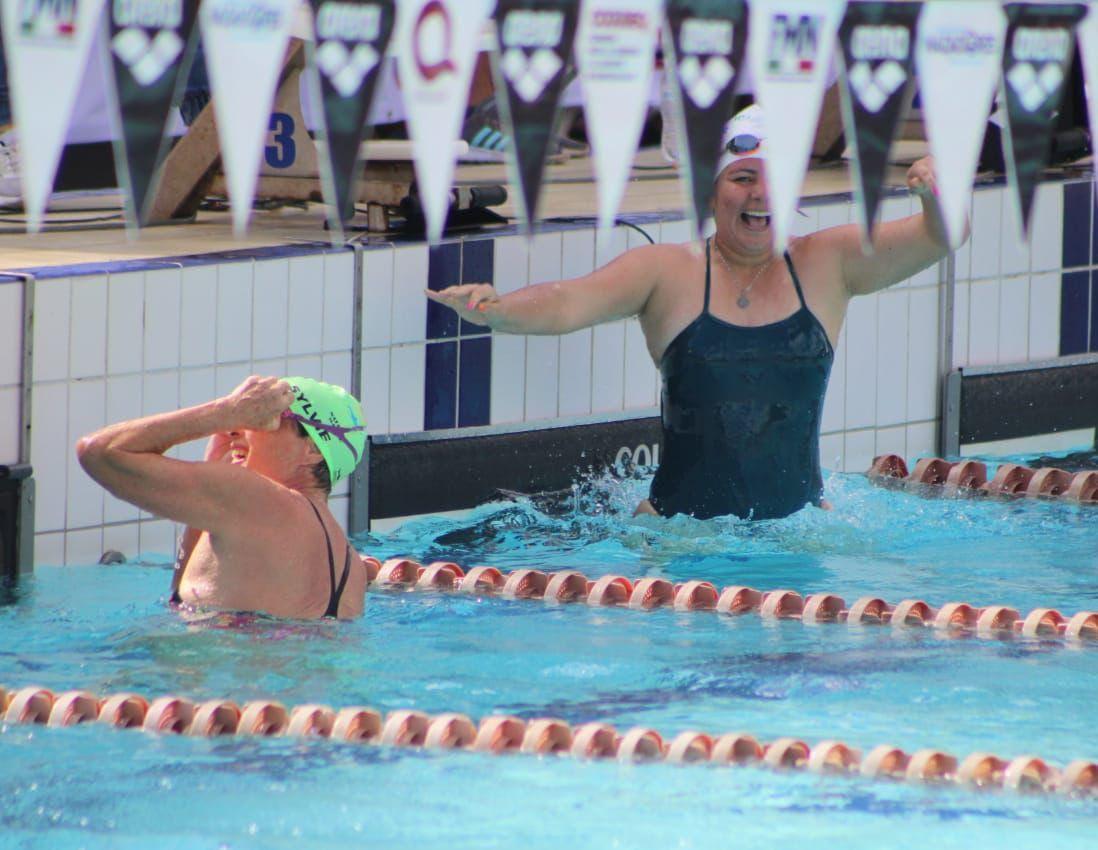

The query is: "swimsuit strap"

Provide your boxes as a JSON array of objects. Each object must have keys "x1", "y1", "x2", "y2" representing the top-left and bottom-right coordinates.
[
  {"x1": 703, "y1": 237, "x2": 713, "y2": 313},
  {"x1": 304, "y1": 499, "x2": 350, "y2": 618},
  {"x1": 783, "y1": 251, "x2": 809, "y2": 310}
]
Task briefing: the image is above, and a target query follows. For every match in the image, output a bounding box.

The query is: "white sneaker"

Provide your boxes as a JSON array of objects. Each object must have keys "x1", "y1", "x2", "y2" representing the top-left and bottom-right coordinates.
[{"x1": 0, "y1": 132, "x2": 22, "y2": 200}]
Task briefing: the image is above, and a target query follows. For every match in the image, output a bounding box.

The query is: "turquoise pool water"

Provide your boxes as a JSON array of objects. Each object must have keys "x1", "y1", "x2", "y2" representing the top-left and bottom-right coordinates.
[{"x1": 2, "y1": 462, "x2": 1097, "y2": 849}]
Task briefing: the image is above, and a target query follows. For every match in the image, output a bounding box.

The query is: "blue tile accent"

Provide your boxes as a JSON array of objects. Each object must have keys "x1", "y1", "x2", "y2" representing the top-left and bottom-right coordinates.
[
  {"x1": 1091, "y1": 272, "x2": 1098, "y2": 354},
  {"x1": 424, "y1": 341, "x2": 458, "y2": 430},
  {"x1": 460, "y1": 238, "x2": 494, "y2": 337},
  {"x1": 427, "y1": 243, "x2": 461, "y2": 340},
  {"x1": 1062, "y1": 181, "x2": 1092, "y2": 269},
  {"x1": 1060, "y1": 270, "x2": 1090, "y2": 355},
  {"x1": 458, "y1": 337, "x2": 491, "y2": 427}
]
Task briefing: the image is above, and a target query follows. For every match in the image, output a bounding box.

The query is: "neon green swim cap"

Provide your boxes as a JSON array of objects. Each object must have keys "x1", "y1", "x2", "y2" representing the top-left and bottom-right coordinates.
[{"x1": 284, "y1": 377, "x2": 366, "y2": 484}]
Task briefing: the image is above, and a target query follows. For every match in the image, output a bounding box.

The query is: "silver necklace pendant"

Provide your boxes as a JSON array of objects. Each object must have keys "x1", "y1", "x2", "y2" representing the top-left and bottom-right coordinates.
[{"x1": 736, "y1": 293, "x2": 750, "y2": 309}]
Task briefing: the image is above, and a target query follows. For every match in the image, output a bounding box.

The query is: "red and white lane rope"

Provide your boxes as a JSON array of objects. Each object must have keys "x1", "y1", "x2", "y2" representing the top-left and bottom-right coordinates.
[
  {"x1": 361, "y1": 557, "x2": 1098, "y2": 646},
  {"x1": 2, "y1": 684, "x2": 1093, "y2": 797},
  {"x1": 868, "y1": 455, "x2": 1098, "y2": 503}
]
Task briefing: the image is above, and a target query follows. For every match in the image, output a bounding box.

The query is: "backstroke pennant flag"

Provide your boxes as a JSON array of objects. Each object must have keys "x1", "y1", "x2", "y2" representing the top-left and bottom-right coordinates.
[
  {"x1": 574, "y1": 0, "x2": 663, "y2": 232},
  {"x1": 747, "y1": 0, "x2": 846, "y2": 253},
  {"x1": 1082, "y1": 3, "x2": 1098, "y2": 193},
  {"x1": 662, "y1": 0, "x2": 748, "y2": 240},
  {"x1": 1000, "y1": 2, "x2": 1086, "y2": 237},
  {"x1": 915, "y1": 0, "x2": 1006, "y2": 249},
  {"x1": 305, "y1": 0, "x2": 396, "y2": 239},
  {"x1": 104, "y1": 0, "x2": 200, "y2": 228},
  {"x1": 200, "y1": 0, "x2": 299, "y2": 234},
  {"x1": 837, "y1": 1, "x2": 920, "y2": 251},
  {"x1": 395, "y1": 0, "x2": 496, "y2": 244},
  {"x1": 0, "y1": 0, "x2": 107, "y2": 231},
  {"x1": 489, "y1": 0, "x2": 580, "y2": 232}
]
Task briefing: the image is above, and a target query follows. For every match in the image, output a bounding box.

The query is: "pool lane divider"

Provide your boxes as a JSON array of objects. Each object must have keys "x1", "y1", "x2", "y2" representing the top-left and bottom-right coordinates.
[
  {"x1": 2, "y1": 683, "x2": 1094, "y2": 797},
  {"x1": 867, "y1": 455, "x2": 1098, "y2": 503},
  {"x1": 361, "y1": 557, "x2": 1098, "y2": 647}
]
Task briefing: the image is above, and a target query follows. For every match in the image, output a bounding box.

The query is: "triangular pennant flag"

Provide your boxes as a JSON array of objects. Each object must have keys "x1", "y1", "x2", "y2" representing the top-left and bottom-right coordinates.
[
  {"x1": 104, "y1": 0, "x2": 200, "y2": 228},
  {"x1": 0, "y1": 0, "x2": 107, "y2": 231},
  {"x1": 748, "y1": 0, "x2": 846, "y2": 253},
  {"x1": 1001, "y1": 2, "x2": 1086, "y2": 237},
  {"x1": 837, "y1": 1, "x2": 920, "y2": 250},
  {"x1": 395, "y1": 0, "x2": 495, "y2": 244},
  {"x1": 662, "y1": 0, "x2": 748, "y2": 240},
  {"x1": 306, "y1": 0, "x2": 396, "y2": 239},
  {"x1": 490, "y1": 0, "x2": 580, "y2": 232},
  {"x1": 574, "y1": 0, "x2": 663, "y2": 231},
  {"x1": 199, "y1": 0, "x2": 298, "y2": 234},
  {"x1": 1082, "y1": 4, "x2": 1098, "y2": 193},
  {"x1": 915, "y1": 0, "x2": 1007, "y2": 249}
]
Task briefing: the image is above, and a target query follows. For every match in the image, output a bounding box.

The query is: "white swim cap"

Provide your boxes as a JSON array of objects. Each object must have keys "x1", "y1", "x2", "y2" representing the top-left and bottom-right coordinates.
[{"x1": 715, "y1": 104, "x2": 766, "y2": 178}]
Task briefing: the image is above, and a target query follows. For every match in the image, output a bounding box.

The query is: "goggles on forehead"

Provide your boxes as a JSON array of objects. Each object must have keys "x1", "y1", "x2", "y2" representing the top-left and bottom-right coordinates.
[
  {"x1": 725, "y1": 134, "x2": 762, "y2": 156},
  {"x1": 282, "y1": 410, "x2": 366, "y2": 462}
]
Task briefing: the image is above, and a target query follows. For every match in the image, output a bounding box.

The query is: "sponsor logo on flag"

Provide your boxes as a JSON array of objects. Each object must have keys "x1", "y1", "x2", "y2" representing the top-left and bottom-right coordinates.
[
  {"x1": 924, "y1": 28, "x2": 998, "y2": 59},
  {"x1": 847, "y1": 25, "x2": 910, "y2": 113},
  {"x1": 499, "y1": 9, "x2": 565, "y2": 103},
  {"x1": 676, "y1": 17, "x2": 734, "y2": 109},
  {"x1": 19, "y1": 0, "x2": 76, "y2": 40},
  {"x1": 314, "y1": 2, "x2": 384, "y2": 97},
  {"x1": 766, "y1": 13, "x2": 820, "y2": 78},
  {"x1": 1005, "y1": 27, "x2": 1071, "y2": 113},
  {"x1": 111, "y1": 0, "x2": 186, "y2": 88}
]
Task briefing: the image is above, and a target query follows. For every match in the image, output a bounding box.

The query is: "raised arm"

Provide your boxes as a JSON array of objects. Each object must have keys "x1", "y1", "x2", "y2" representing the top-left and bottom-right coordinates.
[{"x1": 425, "y1": 242, "x2": 667, "y2": 333}]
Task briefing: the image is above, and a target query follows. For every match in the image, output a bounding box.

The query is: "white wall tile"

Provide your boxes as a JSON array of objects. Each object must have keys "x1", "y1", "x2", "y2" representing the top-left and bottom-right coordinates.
[
  {"x1": 789, "y1": 206, "x2": 819, "y2": 239},
  {"x1": 843, "y1": 294, "x2": 878, "y2": 429},
  {"x1": 216, "y1": 261, "x2": 253, "y2": 363},
  {"x1": 216, "y1": 363, "x2": 251, "y2": 396},
  {"x1": 843, "y1": 429, "x2": 876, "y2": 474},
  {"x1": 287, "y1": 255, "x2": 325, "y2": 355},
  {"x1": 623, "y1": 320, "x2": 656, "y2": 409},
  {"x1": 143, "y1": 268, "x2": 181, "y2": 371},
  {"x1": 107, "y1": 272, "x2": 144, "y2": 375},
  {"x1": 323, "y1": 250, "x2": 355, "y2": 353},
  {"x1": 362, "y1": 246, "x2": 394, "y2": 348},
  {"x1": 906, "y1": 421, "x2": 937, "y2": 460},
  {"x1": 967, "y1": 280, "x2": 1000, "y2": 366},
  {"x1": 490, "y1": 335, "x2": 526, "y2": 424},
  {"x1": 875, "y1": 425, "x2": 907, "y2": 459},
  {"x1": 33, "y1": 278, "x2": 70, "y2": 382},
  {"x1": 524, "y1": 336, "x2": 559, "y2": 420},
  {"x1": 816, "y1": 201, "x2": 851, "y2": 231},
  {"x1": 179, "y1": 265, "x2": 218, "y2": 368},
  {"x1": 251, "y1": 357, "x2": 287, "y2": 377},
  {"x1": 139, "y1": 519, "x2": 176, "y2": 559},
  {"x1": 1029, "y1": 182, "x2": 1063, "y2": 272},
  {"x1": 595, "y1": 225, "x2": 629, "y2": 267},
  {"x1": 558, "y1": 329, "x2": 593, "y2": 417},
  {"x1": 1000, "y1": 192, "x2": 1031, "y2": 277},
  {"x1": 659, "y1": 219, "x2": 692, "y2": 244},
  {"x1": 252, "y1": 259, "x2": 289, "y2": 360},
  {"x1": 362, "y1": 348, "x2": 391, "y2": 434},
  {"x1": 329, "y1": 494, "x2": 349, "y2": 533},
  {"x1": 391, "y1": 245, "x2": 429, "y2": 343},
  {"x1": 529, "y1": 232, "x2": 563, "y2": 284},
  {"x1": 66, "y1": 528, "x2": 103, "y2": 565},
  {"x1": 388, "y1": 344, "x2": 425, "y2": 433},
  {"x1": 322, "y1": 351, "x2": 352, "y2": 387},
  {"x1": 818, "y1": 432, "x2": 844, "y2": 473},
  {"x1": 1028, "y1": 272, "x2": 1061, "y2": 361},
  {"x1": 30, "y1": 382, "x2": 68, "y2": 531},
  {"x1": 68, "y1": 276, "x2": 108, "y2": 380},
  {"x1": 286, "y1": 354, "x2": 322, "y2": 379},
  {"x1": 968, "y1": 188, "x2": 1002, "y2": 281},
  {"x1": 142, "y1": 370, "x2": 179, "y2": 417},
  {"x1": 951, "y1": 198, "x2": 974, "y2": 282},
  {"x1": 102, "y1": 522, "x2": 140, "y2": 562},
  {"x1": 907, "y1": 258, "x2": 939, "y2": 291},
  {"x1": 906, "y1": 287, "x2": 939, "y2": 423},
  {"x1": 591, "y1": 321, "x2": 626, "y2": 413},
  {"x1": 821, "y1": 325, "x2": 846, "y2": 433},
  {"x1": 561, "y1": 229, "x2": 596, "y2": 279},
  {"x1": 0, "y1": 283, "x2": 22, "y2": 387},
  {"x1": 179, "y1": 367, "x2": 216, "y2": 410},
  {"x1": 997, "y1": 277, "x2": 1029, "y2": 364},
  {"x1": 951, "y1": 281, "x2": 970, "y2": 369},
  {"x1": 0, "y1": 386, "x2": 20, "y2": 463},
  {"x1": 66, "y1": 379, "x2": 106, "y2": 529},
  {"x1": 875, "y1": 290, "x2": 908, "y2": 427},
  {"x1": 34, "y1": 532, "x2": 65, "y2": 566},
  {"x1": 493, "y1": 235, "x2": 530, "y2": 294},
  {"x1": 878, "y1": 195, "x2": 911, "y2": 224},
  {"x1": 104, "y1": 375, "x2": 142, "y2": 523}
]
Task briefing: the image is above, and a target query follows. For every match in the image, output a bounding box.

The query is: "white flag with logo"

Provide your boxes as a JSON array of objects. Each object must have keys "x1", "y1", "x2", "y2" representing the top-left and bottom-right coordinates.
[
  {"x1": 395, "y1": 0, "x2": 496, "y2": 243},
  {"x1": 1080, "y1": 2, "x2": 1098, "y2": 193},
  {"x1": 747, "y1": 0, "x2": 846, "y2": 252},
  {"x1": 0, "y1": 0, "x2": 107, "y2": 231},
  {"x1": 200, "y1": 0, "x2": 298, "y2": 234},
  {"x1": 574, "y1": 0, "x2": 663, "y2": 231},
  {"x1": 915, "y1": 0, "x2": 1006, "y2": 248}
]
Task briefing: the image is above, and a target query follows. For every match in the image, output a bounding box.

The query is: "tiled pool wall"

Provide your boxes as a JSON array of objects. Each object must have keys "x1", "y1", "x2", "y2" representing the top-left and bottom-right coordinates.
[{"x1": 2, "y1": 177, "x2": 1095, "y2": 566}]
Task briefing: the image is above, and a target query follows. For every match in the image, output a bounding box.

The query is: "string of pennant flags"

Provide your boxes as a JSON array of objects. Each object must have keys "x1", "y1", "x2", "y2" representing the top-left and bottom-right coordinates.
[{"x1": 1, "y1": 0, "x2": 1096, "y2": 245}]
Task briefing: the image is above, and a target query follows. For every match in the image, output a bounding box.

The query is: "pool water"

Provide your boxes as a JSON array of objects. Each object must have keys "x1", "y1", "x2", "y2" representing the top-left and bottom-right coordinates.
[{"x1": 2, "y1": 462, "x2": 1097, "y2": 849}]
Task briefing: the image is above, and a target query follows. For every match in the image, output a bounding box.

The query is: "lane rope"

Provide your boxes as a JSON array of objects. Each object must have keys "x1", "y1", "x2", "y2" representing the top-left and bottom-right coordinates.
[
  {"x1": 360, "y1": 557, "x2": 1098, "y2": 648},
  {"x1": 2, "y1": 684, "x2": 1093, "y2": 797}
]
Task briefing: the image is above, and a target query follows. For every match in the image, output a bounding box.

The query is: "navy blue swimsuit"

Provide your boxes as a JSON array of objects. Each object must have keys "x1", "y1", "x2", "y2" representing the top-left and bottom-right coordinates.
[{"x1": 648, "y1": 239, "x2": 834, "y2": 520}]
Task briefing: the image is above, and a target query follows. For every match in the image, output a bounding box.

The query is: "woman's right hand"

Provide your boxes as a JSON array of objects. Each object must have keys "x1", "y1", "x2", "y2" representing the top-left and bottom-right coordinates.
[
  {"x1": 221, "y1": 376, "x2": 295, "y2": 432},
  {"x1": 425, "y1": 283, "x2": 500, "y2": 327}
]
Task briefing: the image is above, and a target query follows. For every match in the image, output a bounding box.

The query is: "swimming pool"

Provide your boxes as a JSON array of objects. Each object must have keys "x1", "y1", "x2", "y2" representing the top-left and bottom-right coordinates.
[{"x1": 2, "y1": 459, "x2": 1097, "y2": 849}]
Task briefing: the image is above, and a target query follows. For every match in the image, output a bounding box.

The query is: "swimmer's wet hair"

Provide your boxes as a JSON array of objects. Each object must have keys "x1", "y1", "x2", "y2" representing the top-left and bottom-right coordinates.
[{"x1": 295, "y1": 420, "x2": 333, "y2": 494}]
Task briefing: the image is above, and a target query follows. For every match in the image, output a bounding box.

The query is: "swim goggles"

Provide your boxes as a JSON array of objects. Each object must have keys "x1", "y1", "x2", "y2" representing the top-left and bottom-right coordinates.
[
  {"x1": 725, "y1": 134, "x2": 762, "y2": 155},
  {"x1": 282, "y1": 410, "x2": 366, "y2": 462}
]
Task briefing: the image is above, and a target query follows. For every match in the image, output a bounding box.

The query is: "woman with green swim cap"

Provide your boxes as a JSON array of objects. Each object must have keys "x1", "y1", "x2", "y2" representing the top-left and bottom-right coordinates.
[{"x1": 77, "y1": 375, "x2": 369, "y2": 619}]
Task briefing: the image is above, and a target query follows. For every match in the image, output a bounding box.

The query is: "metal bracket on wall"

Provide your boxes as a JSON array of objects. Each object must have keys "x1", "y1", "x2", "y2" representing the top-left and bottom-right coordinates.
[
  {"x1": 936, "y1": 251, "x2": 955, "y2": 456},
  {"x1": 347, "y1": 243, "x2": 369, "y2": 536}
]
